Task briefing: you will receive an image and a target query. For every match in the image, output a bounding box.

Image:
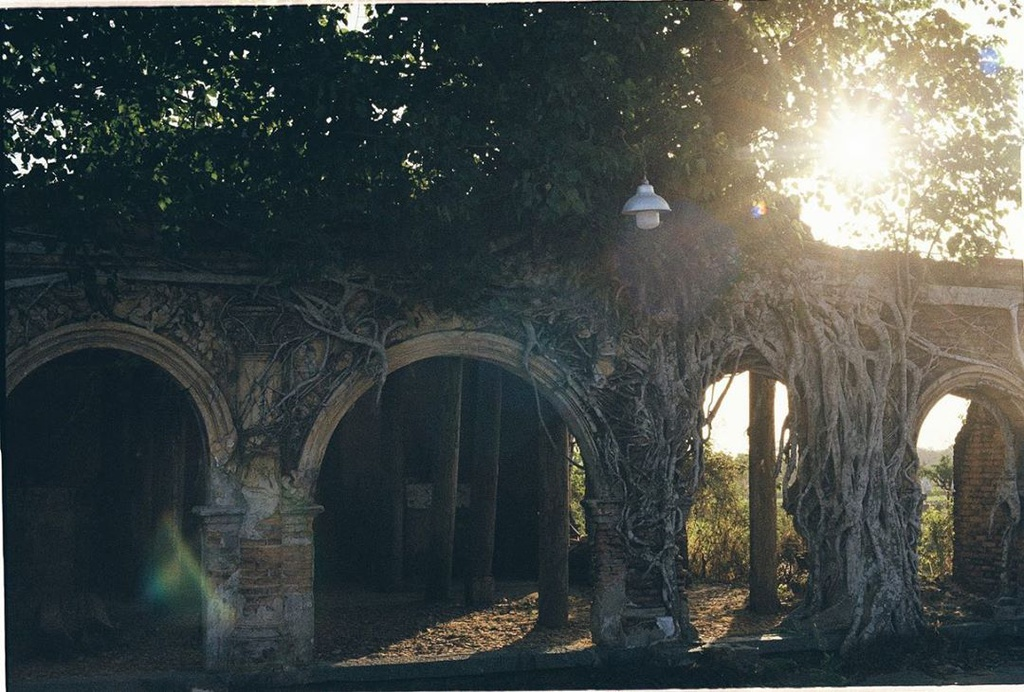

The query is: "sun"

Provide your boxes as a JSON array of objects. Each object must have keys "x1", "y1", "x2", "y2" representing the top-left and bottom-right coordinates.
[
  {"x1": 800, "y1": 5, "x2": 1023, "y2": 259},
  {"x1": 786, "y1": 104, "x2": 897, "y2": 252},
  {"x1": 819, "y1": 108, "x2": 893, "y2": 185}
]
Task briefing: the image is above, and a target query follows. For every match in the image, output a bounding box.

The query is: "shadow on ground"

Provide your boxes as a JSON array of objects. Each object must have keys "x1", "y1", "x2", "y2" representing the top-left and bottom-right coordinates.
[{"x1": 7, "y1": 579, "x2": 1024, "y2": 690}]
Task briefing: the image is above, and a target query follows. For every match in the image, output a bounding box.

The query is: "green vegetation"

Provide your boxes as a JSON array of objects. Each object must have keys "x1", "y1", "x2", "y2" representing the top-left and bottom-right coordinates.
[
  {"x1": 569, "y1": 441, "x2": 587, "y2": 539},
  {"x1": 5, "y1": 2, "x2": 1019, "y2": 276},
  {"x1": 919, "y1": 454, "x2": 954, "y2": 581},
  {"x1": 688, "y1": 449, "x2": 749, "y2": 583},
  {"x1": 687, "y1": 447, "x2": 805, "y2": 595},
  {"x1": 686, "y1": 446, "x2": 956, "y2": 590}
]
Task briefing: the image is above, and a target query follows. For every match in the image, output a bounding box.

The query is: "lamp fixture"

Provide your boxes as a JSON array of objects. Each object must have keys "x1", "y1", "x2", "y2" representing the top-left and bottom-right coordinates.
[{"x1": 621, "y1": 178, "x2": 670, "y2": 229}]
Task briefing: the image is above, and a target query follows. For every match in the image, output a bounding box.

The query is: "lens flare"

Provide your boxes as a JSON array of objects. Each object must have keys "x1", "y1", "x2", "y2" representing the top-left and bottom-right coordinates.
[
  {"x1": 979, "y1": 46, "x2": 1002, "y2": 75},
  {"x1": 143, "y1": 511, "x2": 234, "y2": 624}
]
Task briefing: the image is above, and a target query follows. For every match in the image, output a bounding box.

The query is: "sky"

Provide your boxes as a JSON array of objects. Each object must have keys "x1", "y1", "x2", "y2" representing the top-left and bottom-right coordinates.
[
  {"x1": 707, "y1": 373, "x2": 969, "y2": 456},
  {"x1": 798, "y1": 4, "x2": 1024, "y2": 260}
]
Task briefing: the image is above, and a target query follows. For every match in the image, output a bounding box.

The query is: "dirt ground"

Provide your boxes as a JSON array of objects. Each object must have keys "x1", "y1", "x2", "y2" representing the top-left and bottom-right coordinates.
[
  {"x1": 313, "y1": 580, "x2": 796, "y2": 664},
  {"x1": 5, "y1": 581, "x2": 787, "y2": 680},
  {"x1": 2, "y1": 579, "x2": 1014, "y2": 682}
]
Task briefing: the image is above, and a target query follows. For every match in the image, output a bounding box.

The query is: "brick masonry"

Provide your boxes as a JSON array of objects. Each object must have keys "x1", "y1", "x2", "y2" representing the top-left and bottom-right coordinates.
[{"x1": 953, "y1": 402, "x2": 1017, "y2": 594}]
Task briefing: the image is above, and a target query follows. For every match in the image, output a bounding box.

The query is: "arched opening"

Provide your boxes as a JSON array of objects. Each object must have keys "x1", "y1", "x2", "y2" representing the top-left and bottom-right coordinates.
[
  {"x1": 3, "y1": 349, "x2": 207, "y2": 672},
  {"x1": 311, "y1": 357, "x2": 592, "y2": 661},
  {"x1": 686, "y1": 369, "x2": 800, "y2": 641},
  {"x1": 916, "y1": 371, "x2": 1024, "y2": 620},
  {"x1": 915, "y1": 394, "x2": 967, "y2": 585}
]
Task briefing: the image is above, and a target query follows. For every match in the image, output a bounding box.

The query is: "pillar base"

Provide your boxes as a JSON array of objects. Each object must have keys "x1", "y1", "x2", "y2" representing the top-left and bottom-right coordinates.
[
  {"x1": 281, "y1": 502, "x2": 323, "y2": 664},
  {"x1": 194, "y1": 504, "x2": 245, "y2": 671}
]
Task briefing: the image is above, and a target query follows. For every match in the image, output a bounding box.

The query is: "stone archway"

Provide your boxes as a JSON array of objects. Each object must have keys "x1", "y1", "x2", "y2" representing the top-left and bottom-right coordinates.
[
  {"x1": 916, "y1": 365, "x2": 1024, "y2": 600},
  {"x1": 698, "y1": 352, "x2": 793, "y2": 627},
  {"x1": 6, "y1": 321, "x2": 237, "y2": 475},
  {"x1": 297, "y1": 330, "x2": 602, "y2": 496},
  {"x1": 5, "y1": 321, "x2": 242, "y2": 667},
  {"x1": 295, "y1": 329, "x2": 610, "y2": 654},
  {"x1": 917, "y1": 365, "x2": 1024, "y2": 435}
]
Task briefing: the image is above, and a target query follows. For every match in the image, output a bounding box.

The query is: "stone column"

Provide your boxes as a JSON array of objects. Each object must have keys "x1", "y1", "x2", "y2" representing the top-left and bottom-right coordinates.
[
  {"x1": 587, "y1": 498, "x2": 627, "y2": 646},
  {"x1": 281, "y1": 501, "x2": 324, "y2": 663},
  {"x1": 537, "y1": 415, "x2": 570, "y2": 628},
  {"x1": 425, "y1": 358, "x2": 463, "y2": 602},
  {"x1": 232, "y1": 352, "x2": 286, "y2": 664},
  {"x1": 466, "y1": 362, "x2": 502, "y2": 606},
  {"x1": 748, "y1": 372, "x2": 780, "y2": 612},
  {"x1": 194, "y1": 505, "x2": 244, "y2": 670}
]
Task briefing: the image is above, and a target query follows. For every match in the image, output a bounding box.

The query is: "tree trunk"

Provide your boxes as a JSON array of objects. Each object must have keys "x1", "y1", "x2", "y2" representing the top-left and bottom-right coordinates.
[
  {"x1": 425, "y1": 358, "x2": 463, "y2": 602},
  {"x1": 537, "y1": 408, "x2": 570, "y2": 628},
  {"x1": 465, "y1": 362, "x2": 502, "y2": 606},
  {"x1": 379, "y1": 371, "x2": 406, "y2": 590},
  {"x1": 748, "y1": 372, "x2": 779, "y2": 613},
  {"x1": 773, "y1": 281, "x2": 925, "y2": 654}
]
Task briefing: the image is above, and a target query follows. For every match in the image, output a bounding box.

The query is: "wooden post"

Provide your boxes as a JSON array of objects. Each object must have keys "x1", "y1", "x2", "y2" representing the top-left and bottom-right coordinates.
[
  {"x1": 379, "y1": 371, "x2": 406, "y2": 590},
  {"x1": 425, "y1": 358, "x2": 463, "y2": 602},
  {"x1": 466, "y1": 362, "x2": 502, "y2": 606},
  {"x1": 748, "y1": 372, "x2": 780, "y2": 613},
  {"x1": 537, "y1": 407, "x2": 570, "y2": 628}
]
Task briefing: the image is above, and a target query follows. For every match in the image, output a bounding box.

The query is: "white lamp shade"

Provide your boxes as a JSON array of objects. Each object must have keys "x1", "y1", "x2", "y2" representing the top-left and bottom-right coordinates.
[{"x1": 622, "y1": 179, "x2": 670, "y2": 228}]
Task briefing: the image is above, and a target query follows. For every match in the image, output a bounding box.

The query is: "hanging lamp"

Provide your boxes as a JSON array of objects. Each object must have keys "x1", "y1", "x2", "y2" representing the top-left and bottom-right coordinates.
[{"x1": 621, "y1": 178, "x2": 670, "y2": 229}]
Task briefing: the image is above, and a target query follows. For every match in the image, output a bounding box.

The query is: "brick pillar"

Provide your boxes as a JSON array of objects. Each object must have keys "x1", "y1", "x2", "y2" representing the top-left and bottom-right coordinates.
[
  {"x1": 587, "y1": 498, "x2": 626, "y2": 646},
  {"x1": 232, "y1": 352, "x2": 287, "y2": 664},
  {"x1": 237, "y1": 512, "x2": 283, "y2": 663},
  {"x1": 589, "y1": 494, "x2": 688, "y2": 646},
  {"x1": 1013, "y1": 526, "x2": 1024, "y2": 600},
  {"x1": 194, "y1": 505, "x2": 244, "y2": 670},
  {"x1": 537, "y1": 415, "x2": 570, "y2": 628},
  {"x1": 953, "y1": 402, "x2": 1013, "y2": 594},
  {"x1": 426, "y1": 358, "x2": 463, "y2": 601},
  {"x1": 466, "y1": 362, "x2": 502, "y2": 606},
  {"x1": 281, "y1": 501, "x2": 323, "y2": 663},
  {"x1": 676, "y1": 501, "x2": 697, "y2": 642}
]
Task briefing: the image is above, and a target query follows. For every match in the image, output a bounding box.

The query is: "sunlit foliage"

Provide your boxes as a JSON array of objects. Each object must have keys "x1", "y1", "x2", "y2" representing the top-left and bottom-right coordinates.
[{"x1": 4, "y1": 2, "x2": 1019, "y2": 273}]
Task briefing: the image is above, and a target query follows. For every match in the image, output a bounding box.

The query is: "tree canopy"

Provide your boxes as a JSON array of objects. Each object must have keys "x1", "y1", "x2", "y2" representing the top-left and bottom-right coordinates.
[{"x1": 4, "y1": 2, "x2": 1020, "y2": 274}]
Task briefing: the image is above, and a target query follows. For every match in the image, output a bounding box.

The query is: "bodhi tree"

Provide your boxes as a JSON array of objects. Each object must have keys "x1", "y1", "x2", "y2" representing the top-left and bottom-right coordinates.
[
  {"x1": 717, "y1": 0, "x2": 1021, "y2": 653},
  {"x1": 4, "y1": 1, "x2": 1020, "y2": 653}
]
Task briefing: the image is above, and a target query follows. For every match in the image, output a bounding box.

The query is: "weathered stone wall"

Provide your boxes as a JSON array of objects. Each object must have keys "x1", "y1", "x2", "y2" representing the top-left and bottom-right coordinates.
[{"x1": 5, "y1": 242, "x2": 1024, "y2": 669}]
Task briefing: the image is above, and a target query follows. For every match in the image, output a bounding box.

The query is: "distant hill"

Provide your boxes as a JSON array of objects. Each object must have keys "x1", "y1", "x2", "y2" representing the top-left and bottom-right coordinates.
[{"x1": 919, "y1": 446, "x2": 953, "y2": 468}]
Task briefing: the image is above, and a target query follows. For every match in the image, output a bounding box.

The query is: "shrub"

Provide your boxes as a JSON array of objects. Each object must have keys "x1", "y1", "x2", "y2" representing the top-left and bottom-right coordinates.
[
  {"x1": 569, "y1": 441, "x2": 587, "y2": 539},
  {"x1": 918, "y1": 454, "x2": 954, "y2": 582},
  {"x1": 918, "y1": 498, "x2": 953, "y2": 581},
  {"x1": 687, "y1": 449, "x2": 749, "y2": 582},
  {"x1": 777, "y1": 510, "x2": 808, "y2": 597},
  {"x1": 687, "y1": 447, "x2": 810, "y2": 593}
]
